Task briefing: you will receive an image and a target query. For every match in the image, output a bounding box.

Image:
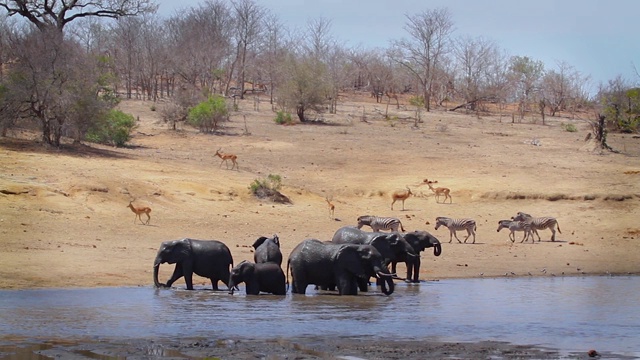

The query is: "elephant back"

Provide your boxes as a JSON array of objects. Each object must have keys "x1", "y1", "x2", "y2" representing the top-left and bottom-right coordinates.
[
  {"x1": 331, "y1": 226, "x2": 368, "y2": 244},
  {"x1": 253, "y1": 238, "x2": 283, "y2": 266}
]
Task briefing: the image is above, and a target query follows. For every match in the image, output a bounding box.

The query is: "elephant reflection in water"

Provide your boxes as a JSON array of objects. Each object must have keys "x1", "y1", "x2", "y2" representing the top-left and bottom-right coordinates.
[{"x1": 287, "y1": 239, "x2": 395, "y2": 296}]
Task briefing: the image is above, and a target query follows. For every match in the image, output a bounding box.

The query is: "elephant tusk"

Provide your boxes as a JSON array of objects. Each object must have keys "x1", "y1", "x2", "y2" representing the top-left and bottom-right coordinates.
[{"x1": 376, "y1": 271, "x2": 396, "y2": 278}]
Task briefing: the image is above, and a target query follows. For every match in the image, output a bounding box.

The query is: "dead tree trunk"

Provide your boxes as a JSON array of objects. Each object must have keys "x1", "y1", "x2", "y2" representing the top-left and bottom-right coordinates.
[{"x1": 590, "y1": 114, "x2": 617, "y2": 152}]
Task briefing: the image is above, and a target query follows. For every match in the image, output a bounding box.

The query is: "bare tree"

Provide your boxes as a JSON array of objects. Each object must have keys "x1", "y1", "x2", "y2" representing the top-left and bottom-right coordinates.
[
  {"x1": 541, "y1": 60, "x2": 590, "y2": 117},
  {"x1": 0, "y1": 0, "x2": 156, "y2": 32},
  {"x1": 0, "y1": 13, "x2": 10, "y2": 82},
  {"x1": 164, "y1": 1, "x2": 233, "y2": 99},
  {"x1": 391, "y1": 8, "x2": 454, "y2": 111},
  {"x1": 231, "y1": 0, "x2": 266, "y2": 99},
  {"x1": 4, "y1": 28, "x2": 107, "y2": 145},
  {"x1": 0, "y1": 0, "x2": 156, "y2": 146},
  {"x1": 259, "y1": 13, "x2": 288, "y2": 106},
  {"x1": 508, "y1": 55, "x2": 545, "y2": 121},
  {"x1": 452, "y1": 35, "x2": 500, "y2": 112}
]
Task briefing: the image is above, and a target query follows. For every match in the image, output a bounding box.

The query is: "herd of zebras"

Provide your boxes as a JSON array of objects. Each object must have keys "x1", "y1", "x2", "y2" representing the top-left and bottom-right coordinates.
[{"x1": 358, "y1": 212, "x2": 562, "y2": 244}]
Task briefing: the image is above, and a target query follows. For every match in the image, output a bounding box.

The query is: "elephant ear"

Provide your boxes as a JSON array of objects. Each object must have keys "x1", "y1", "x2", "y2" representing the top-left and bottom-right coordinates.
[
  {"x1": 241, "y1": 261, "x2": 255, "y2": 276},
  {"x1": 385, "y1": 233, "x2": 401, "y2": 246},
  {"x1": 404, "y1": 231, "x2": 428, "y2": 252},
  {"x1": 173, "y1": 238, "x2": 192, "y2": 259},
  {"x1": 337, "y1": 245, "x2": 366, "y2": 278},
  {"x1": 252, "y1": 236, "x2": 268, "y2": 249}
]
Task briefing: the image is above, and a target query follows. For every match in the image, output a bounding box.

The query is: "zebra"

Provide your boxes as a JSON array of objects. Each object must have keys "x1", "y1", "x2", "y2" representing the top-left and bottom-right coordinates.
[
  {"x1": 512, "y1": 212, "x2": 562, "y2": 242},
  {"x1": 497, "y1": 220, "x2": 533, "y2": 243},
  {"x1": 434, "y1": 217, "x2": 477, "y2": 243},
  {"x1": 356, "y1": 215, "x2": 405, "y2": 232}
]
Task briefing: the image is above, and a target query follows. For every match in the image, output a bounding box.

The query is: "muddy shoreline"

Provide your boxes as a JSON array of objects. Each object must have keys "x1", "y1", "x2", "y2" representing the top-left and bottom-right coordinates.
[{"x1": 2, "y1": 336, "x2": 607, "y2": 359}]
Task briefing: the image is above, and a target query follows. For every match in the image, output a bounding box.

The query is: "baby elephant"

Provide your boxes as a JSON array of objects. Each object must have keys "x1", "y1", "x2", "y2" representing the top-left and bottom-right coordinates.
[{"x1": 228, "y1": 260, "x2": 286, "y2": 295}]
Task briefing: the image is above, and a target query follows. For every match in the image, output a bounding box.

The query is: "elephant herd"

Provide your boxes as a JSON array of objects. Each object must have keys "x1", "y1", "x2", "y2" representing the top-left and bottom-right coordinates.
[{"x1": 153, "y1": 226, "x2": 442, "y2": 296}]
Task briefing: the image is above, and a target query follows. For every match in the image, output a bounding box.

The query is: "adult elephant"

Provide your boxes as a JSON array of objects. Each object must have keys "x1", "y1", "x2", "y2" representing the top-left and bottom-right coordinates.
[
  {"x1": 228, "y1": 260, "x2": 286, "y2": 295},
  {"x1": 331, "y1": 226, "x2": 418, "y2": 268},
  {"x1": 153, "y1": 238, "x2": 233, "y2": 290},
  {"x1": 391, "y1": 231, "x2": 442, "y2": 283},
  {"x1": 287, "y1": 239, "x2": 395, "y2": 296},
  {"x1": 252, "y1": 234, "x2": 282, "y2": 266}
]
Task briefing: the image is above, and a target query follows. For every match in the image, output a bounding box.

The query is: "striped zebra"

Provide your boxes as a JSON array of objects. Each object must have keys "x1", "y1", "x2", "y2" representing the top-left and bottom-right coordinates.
[
  {"x1": 512, "y1": 212, "x2": 562, "y2": 242},
  {"x1": 357, "y1": 215, "x2": 405, "y2": 232},
  {"x1": 497, "y1": 220, "x2": 533, "y2": 243},
  {"x1": 434, "y1": 217, "x2": 477, "y2": 243}
]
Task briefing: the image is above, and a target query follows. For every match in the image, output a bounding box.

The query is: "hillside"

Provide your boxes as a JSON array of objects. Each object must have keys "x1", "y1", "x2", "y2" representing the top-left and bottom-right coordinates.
[{"x1": 1, "y1": 95, "x2": 639, "y2": 289}]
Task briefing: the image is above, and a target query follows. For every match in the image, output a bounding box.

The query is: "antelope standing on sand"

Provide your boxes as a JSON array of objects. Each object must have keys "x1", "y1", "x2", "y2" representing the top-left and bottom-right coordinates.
[
  {"x1": 391, "y1": 186, "x2": 413, "y2": 211},
  {"x1": 127, "y1": 200, "x2": 151, "y2": 225},
  {"x1": 424, "y1": 179, "x2": 452, "y2": 204},
  {"x1": 325, "y1": 196, "x2": 335, "y2": 219},
  {"x1": 215, "y1": 148, "x2": 238, "y2": 170}
]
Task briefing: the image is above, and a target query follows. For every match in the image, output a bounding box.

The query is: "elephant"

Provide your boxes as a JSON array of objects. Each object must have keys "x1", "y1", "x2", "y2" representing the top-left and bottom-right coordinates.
[
  {"x1": 252, "y1": 234, "x2": 283, "y2": 266},
  {"x1": 228, "y1": 260, "x2": 286, "y2": 295},
  {"x1": 287, "y1": 239, "x2": 395, "y2": 296},
  {"x1": 331, "y1": 226, "x2": 418, "y2": 268},
  {"x1": 153, "y1": 238, "x2": 233, "y2": 290},
  {"x1": 390, "y1": 230, "x2": 442, "y2": 283}
]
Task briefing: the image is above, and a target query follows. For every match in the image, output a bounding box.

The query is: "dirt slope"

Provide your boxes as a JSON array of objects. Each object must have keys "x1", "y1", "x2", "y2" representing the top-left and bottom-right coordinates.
[{"x1": 1, "y1": 96, "x2": 639, "y2": 289}]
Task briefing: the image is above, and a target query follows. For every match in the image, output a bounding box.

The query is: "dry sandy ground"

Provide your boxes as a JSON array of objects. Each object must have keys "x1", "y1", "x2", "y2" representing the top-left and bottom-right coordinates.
[
  {"x1": 2, "y1": 95, "x2": 639, "y2": 359},
  {"x1": 1, "y1": 95, "x2": 639, "y2": 290}
]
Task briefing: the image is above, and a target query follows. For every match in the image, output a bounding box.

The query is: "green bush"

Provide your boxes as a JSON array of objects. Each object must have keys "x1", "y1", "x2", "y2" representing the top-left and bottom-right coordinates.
[
  {"x1": 249, "y1": 174, "x2": 282, "y2": 194},
  {"x1": 85, "y1": 109, "x2": 136, "y2": 147},
  {"x1": 409, "y1": 96, "x2": 425, "y2": 107},
  {"x1": 274, "y1": 111, "x2": 293, "y2": 125},
  {"x1": 562, "y1": 123, "x2": 577, "y2": 132},
  {"x1": 188, "y1": 95, "x2": 228, "y2": 133}
]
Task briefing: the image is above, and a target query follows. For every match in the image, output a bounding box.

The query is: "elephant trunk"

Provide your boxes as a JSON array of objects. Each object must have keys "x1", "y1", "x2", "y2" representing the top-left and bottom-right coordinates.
[
  {"x1": 374, "y1": 269, "x2": 395, "y2": 296},
  {"x1": 379, "y1": 273, "x2": 395, "y2": 296},
  {"x1": 153, "y1": 262, "x2": 162, "y2": 288},
  {"x1": 228, "y1": 277, "x2": 236, "y2": 295},
  {"x1": 433, "y1": 243, "x2": 442, "y2": 256},
  {"x1": 154, "y1": 253, "x2": 167, "y2": 288}
]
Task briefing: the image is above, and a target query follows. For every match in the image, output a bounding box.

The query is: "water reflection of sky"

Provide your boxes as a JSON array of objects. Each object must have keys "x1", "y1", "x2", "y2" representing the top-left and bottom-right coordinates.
[{"x1": 0, "y1": 276, "x2": 638, "y2": 355}]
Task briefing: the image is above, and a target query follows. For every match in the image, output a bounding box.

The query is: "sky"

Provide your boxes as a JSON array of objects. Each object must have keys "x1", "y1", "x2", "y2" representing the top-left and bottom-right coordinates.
[{"x1": 156, "y1": 0, "x2": 639, "y2": 94}]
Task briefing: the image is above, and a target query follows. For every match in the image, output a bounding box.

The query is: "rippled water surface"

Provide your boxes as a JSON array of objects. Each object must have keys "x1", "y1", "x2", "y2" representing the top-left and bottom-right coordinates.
[{"x1": 0, "y1": 276, "x2": 638, "y2": 356}]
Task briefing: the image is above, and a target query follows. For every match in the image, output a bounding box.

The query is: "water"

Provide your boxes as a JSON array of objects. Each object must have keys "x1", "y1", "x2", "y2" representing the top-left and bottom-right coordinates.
[{"x1": 0, "y1": 276, "x2": 638, "y2": 357}]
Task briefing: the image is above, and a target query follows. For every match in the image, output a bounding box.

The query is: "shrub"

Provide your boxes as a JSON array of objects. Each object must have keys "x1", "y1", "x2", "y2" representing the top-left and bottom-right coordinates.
[
  {"x1": 248, "y1": 174, "x2": 290, "y2": 204},
  {"x1": 188, "y1": 95, "x2": 228, "y2": 133},
  {"x1": 249, "y1": 174, "x2": 282, "y2": 194},
  {"x1": 85, "y1": 109, "x2": 136, "y2": 147},
  {"x1": 562, "y1": 123, "x2": 577, "y2": 132},
  {"x1": 274, "y1": 111, "x2": 293, "y2": 125}
]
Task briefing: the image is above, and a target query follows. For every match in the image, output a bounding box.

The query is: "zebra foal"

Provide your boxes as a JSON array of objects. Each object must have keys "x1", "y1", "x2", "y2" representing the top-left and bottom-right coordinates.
[
  {"x1": 497, "y1": 220, "x2": 533, "y2": 243},
  {"x1": 434, "y1": 217, "x2": 477, "y2": 243},
  {"x1": 357, "y1": 215, "x2": 406, "y2": 232},
  {"x1": 512, "y1": 212, "x2": 562, "y2": 242}
]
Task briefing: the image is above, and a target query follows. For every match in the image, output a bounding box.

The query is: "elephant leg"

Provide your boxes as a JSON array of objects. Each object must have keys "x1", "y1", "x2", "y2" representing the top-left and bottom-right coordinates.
[
  {"x1": 181, "y1": 264, "x2": 194, "y2": 290},
  {"x1": 291, "y1": 277, "x2": 306, "y2": 294},
  {"x1": 210, "y1": 278, "x2": 219, "y2": 291},
  {"x1": 411, "y1": 258, "x2": 421, "y2": 283},
  {"x1": 165, "y1": 264, "x2": 185, "y2": 288},
  {"x1": 337, "y1": 276, "x2": 356, "y2": 295},
  {"x1": 357, "y1": 278, "x2": 369, "y2": 292}
]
